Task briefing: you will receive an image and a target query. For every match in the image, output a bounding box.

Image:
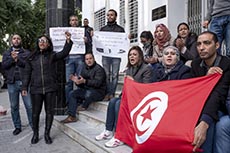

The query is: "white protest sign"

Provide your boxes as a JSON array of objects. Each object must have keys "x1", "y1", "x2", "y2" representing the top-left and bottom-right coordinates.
[
  {"x1": 93, "y1": 31, "x2": 130, "y2": 58},
  {"x1": 49, "y1": 27, "x2": 85, "y2": 54}
]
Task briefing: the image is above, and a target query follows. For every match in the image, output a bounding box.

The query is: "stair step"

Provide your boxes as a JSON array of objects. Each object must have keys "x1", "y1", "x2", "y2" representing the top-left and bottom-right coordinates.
[
  {"x1": 54, "y1": 116, "x2": 132, "y2": 153},
  {"x1": 89, "y1": 101, "x2": 109, "y2": 113},
  {"x1": 78, "y1": 109, "x2": 106, "y2": 130}
]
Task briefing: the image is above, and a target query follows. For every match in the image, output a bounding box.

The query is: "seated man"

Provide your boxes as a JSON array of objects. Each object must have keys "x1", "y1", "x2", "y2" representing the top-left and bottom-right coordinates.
[
  {"x1": 61, "y1": 53, "x2": 106, "y2": 123},
  {"x1": 191, "y1": 31, "x2": 230, "y2": 153}
]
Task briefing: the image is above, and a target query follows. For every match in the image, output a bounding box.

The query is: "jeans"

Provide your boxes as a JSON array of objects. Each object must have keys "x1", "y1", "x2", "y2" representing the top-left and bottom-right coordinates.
[
  {"x1": 102, "y1": 56, "x2": 121, "y2": 96},
  {"x1": 67, "y1": 88, "x2": 104, "y2": 117},
  {"x1": 209, "y1": 15, "x2": 230, "y2": 57},
  {"x1": 7, "y1": 81, "x2": 32, "y2": 129},
  {"x1": 214, "y1": 112, "x2": 230, "y2": 153},
  {"x1": 65, "y1": 55, "x2": 84, "y2": 104},
  {"x1": 105, "y1": 97, "x2": 121, "y2": 131},
  {"x1": 201, "y1": 122, "x2": 215, "y2": 153}
]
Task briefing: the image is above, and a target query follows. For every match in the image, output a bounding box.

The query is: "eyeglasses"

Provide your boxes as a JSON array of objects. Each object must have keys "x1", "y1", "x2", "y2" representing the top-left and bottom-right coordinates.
[
  {"x1": 38, "y1": 38, "x2": 48, "y2": 43},
  {"x1": 163, "y1": 51, "x2": 176, "y2": 56}
]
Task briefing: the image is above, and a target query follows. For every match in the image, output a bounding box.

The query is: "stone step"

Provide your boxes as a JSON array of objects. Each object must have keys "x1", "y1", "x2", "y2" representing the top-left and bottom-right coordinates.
[
  {"x1": 89, "y1": 101, "x2": 109, "y2": 113},
  {"x1": 54, "y1": 116, "x2": 132, "y2": 153},
  {"x1": 78, "y1": 109, "x2": 106, "y2": 130}
]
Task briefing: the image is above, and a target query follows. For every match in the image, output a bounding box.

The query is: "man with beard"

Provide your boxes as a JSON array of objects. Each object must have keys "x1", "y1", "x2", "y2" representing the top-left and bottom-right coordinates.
[
  {"x1": 100, "y1": 9, "x2": 125, "y2": 101},
  {"x1": 2, "y1": 34, "x2": 32, "y2": 135}
]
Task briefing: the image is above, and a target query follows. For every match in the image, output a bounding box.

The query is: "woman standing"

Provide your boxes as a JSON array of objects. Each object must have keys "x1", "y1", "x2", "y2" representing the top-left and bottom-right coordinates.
[
  {"x1": 140, "y1": 31, "x2": 154, "y2": 64},
  {"x1": 95, "y1": 46, "x2": 154, "y2": 147},
  {"x1": 22, "y1": 32, "x2": 73, "y2": 144}
]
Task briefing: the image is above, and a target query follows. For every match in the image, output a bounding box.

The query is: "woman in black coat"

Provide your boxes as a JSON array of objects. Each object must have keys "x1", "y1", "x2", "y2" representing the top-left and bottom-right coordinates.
[
  {"x1": 22, "y1": 32, "x2": 73, "y2": 144},
  {"x1": 174, "y1": 22, "x2": 198, "y2": 64},
  {"x1": 153, "y1": 46, "x2": 191, "y2": 81}
]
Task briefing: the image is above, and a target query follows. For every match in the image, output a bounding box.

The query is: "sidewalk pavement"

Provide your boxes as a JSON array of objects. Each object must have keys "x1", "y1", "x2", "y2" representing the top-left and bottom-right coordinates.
[{"x1": 0, "y1": 89, "x2": 91, "y2": 153}]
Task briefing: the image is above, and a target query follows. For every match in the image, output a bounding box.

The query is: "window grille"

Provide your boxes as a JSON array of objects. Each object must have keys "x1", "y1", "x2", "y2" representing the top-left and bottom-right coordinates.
[
  {"x1": 128, "y1": 0, "x2": 138, "y2": 43},
  {"x1": 119, "y1": 0, "x2": 125, "y2": 28},
  {"x1": 94, "y1": 7, "x2": 106, "y2": 31},
  {"x1": 188, "y1": 0, "x2": 202, "y2": 35}
]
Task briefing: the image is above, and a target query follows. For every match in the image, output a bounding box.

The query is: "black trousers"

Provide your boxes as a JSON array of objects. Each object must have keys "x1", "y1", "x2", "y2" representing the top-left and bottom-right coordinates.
[{"x1": 31, "y1": 92, "x2": 56, "y2": 133}]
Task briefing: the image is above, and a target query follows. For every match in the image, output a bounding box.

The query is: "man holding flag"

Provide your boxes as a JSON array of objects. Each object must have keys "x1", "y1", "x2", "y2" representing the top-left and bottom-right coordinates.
[
  {"x1": 191, "y1": 31, "x2": 230, "y2": 152},
  {"x1": 115, "y1": 31, "x2": 230, "y2": 153}
]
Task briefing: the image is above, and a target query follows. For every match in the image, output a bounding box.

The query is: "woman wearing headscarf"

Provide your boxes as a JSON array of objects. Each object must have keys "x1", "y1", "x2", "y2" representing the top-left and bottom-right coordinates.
[
  {"x1": 153, "y1": 46, "x2": 191, "y2": 81},
  {"x1": 146, "y1": 24, "x2": 174, "y2": 67}
]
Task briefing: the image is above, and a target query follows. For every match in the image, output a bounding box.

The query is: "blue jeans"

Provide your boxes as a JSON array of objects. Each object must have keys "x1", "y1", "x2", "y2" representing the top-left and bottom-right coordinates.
[
  {"x1": 214, "y1": 113, "x2": 230, "y2": 153},
  {"x1": 65, "y1": 55, "x2": 84, "y2": 104},
  {"x1": 102, "y1": 56, "x2": 121, "y2": 96},
  {"x1": 105, "y1": 97, "x2": 121, "y2": 131},
  {"x1": 67, "y1": 88, "x2": 104, "y2": 117},
  {"x1": 209, "y1": 15, "x2": 230, "y2": 57},
  {"x1": 201, "y1": 122, "x2": 215, "y2": 153},
  {"x1": 7, "y1": 81, "x2": 32, "y2": 128}
]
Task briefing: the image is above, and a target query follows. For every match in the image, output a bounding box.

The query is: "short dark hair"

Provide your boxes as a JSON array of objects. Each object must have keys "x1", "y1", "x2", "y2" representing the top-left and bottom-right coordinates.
[
  {"x1": 69, "y1": 15, "x2": 78, "y2": 20},
  {"x1": 140, "y1": 31, "x2": 154, "y2": 43},
  {"x1": 108, "y1": 9, "x2": 117, "y2": 17},
  {"x1": 177, "y1": 22, "x2": 190, "y2": 32},
  {"x1": 199, "y1": 31, "x2": 218, "y2": 43}
]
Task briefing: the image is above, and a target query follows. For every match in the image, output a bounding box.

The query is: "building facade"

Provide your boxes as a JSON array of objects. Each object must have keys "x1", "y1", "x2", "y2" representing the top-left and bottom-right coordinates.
[{"x1": 81, "y1": 0, "x2": 208, "y2": 70}]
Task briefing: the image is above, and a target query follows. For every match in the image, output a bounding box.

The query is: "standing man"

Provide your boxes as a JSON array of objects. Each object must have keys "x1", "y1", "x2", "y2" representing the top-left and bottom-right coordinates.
[
  {"x1": 203, "y1": 0, "x2": 230, "y2": 57},
  {"x1": 100, "y1": 9, "x2": 125, "y2": 101},
  {"x1": 83, "y1": 18, "x2": 94, "y2": 53},
  {"x1": 191, "y1": 31, "x2": 230, "y2": 153},
  {"x1": 2, "y1": 34, "x2": 32, "y2": 135},
  {"x1": 61, "y1": 53, "x2": 106, "y2": 123},
  {"x1": 65, "y1": 15, "x2": 91, "y2": 105}
]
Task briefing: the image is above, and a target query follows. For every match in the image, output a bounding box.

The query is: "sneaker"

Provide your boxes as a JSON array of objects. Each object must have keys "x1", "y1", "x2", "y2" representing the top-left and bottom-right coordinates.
[
  {"x1": 95, "y1": 130, "x2": 113, "y2": 141},
  {"x1": 105, "y1": 137, "x2": 124, "y2": 148}
]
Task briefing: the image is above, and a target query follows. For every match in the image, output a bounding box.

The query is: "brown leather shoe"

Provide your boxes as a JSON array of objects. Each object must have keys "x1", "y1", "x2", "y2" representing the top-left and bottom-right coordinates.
[
  {"x1": 77, "y1": 105, "x2": 86, "y2": 112},
  {"x1": 103, "y1": 95, "x2": 110, "y2": 101},
  {"x1": 61, "y1": 116, "x2": 77, "y2": 124}
]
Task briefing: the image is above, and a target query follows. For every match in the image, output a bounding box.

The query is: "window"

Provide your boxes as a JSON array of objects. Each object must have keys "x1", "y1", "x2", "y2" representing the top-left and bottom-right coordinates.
[
  {"x1": 128, "y1": 0, "x2": 138, "y2": 43},
  {"x1": 94, "y1": 7, "x2": 106, "y2": 31},
  {"x1": 188, "y1": 0, "x2": 202, "y2": 34}
]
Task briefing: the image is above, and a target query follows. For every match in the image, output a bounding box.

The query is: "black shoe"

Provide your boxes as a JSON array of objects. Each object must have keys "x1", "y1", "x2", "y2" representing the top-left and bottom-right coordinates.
[
  {"x1": 44, "y1": 134, "x2": 52, "y2": 144},
  {"x1": 13, "y1": 128, "x2": 21, "y2": 135},
  {"x1": 31, "y1": 133, "x2": 39, "y2": 144}
]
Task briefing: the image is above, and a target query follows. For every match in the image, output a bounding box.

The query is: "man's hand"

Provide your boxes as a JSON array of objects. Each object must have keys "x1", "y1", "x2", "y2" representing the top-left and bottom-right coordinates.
[
  {"x1": 202, "y1": 20, "x2": 209, "y2": 29},
  {"x1": 207, "y1": 67, "x2": 223, "y2": 75},
  {"x1": 22, "y1": 90, "x2": 27, "y2": 96},
  {"x1": 192, "y1": 121, "x2": 209, "y2": 152},
  {"x1": 69, "y1": 74, "x2": 86, "y2": 85},
  {"x1": 11, "y1": 50, "x2": 19, "y2": 62}
]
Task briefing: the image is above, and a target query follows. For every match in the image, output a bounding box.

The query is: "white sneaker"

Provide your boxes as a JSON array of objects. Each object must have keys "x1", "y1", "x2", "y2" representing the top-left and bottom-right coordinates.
[
  {"x1": 105, "y1": 137, "x2": 124, "y2": 148},
  {"x1": 95, "y1": 130, "x2": 113, "y2": 141}
]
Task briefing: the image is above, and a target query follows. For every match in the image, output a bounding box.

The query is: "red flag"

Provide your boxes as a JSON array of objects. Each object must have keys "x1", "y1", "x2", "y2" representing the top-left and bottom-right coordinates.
[{"x1": 115, "y1": 74, "x2": 221, "y2": 153}]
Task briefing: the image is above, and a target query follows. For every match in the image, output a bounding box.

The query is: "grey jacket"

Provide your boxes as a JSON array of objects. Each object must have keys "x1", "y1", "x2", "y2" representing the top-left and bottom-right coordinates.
[{"x1": 205, "y1": 0, "x2": 230, "y2": 21}]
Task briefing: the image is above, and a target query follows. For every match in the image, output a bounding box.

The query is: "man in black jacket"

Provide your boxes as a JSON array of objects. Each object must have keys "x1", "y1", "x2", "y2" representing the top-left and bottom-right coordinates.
[
  {"x1": 61, "y1": 53, "x2": 106, "y2": 123},
  {"x1": 2, "y1": 34, "x2": 32, "y2": 135},
  {"x1": 191, "y1": 31, "x2": 230, "y2": 153},
  {"x1": 100, "y1": 9, "x2": 125, "y2": 101}
]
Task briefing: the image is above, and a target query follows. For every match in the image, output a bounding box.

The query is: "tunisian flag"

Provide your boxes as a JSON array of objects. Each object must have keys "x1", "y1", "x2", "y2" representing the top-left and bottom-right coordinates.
[{"x1": 115, "y1": 74, "x2": 221, "y2": 153}]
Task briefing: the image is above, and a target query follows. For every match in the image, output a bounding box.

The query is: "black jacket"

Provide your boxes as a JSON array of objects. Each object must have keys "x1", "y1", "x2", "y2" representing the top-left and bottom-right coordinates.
[
  {"x1": 100, "y1": 22, "x2": 125, "y2": 32},
  {"x1": 78, "y1": 62, "x2": 106, "y2": 97},
  {"x1": 154, "y1": 61, "x2": 191, "y2": 81},
  {"x1": 22, "y1": 40, "x2": 73, "y2": 94},
  {"x1": 191, "y1": 55, "x2": 230, "y2": 123},
  {"x1": 2, "y1": 47, "x2": 30, "y2": 84}
]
